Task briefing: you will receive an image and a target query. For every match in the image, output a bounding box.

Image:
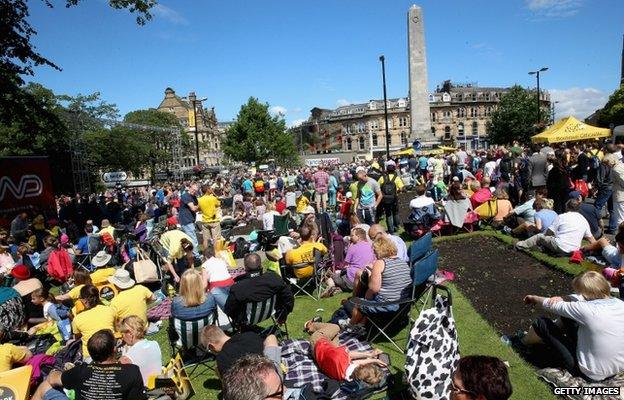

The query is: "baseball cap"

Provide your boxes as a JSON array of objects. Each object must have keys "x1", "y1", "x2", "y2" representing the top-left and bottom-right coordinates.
[
  {"x1": 355, "y1": 166, "x2": 367, "y2": 174},
  {"x1": 385, "y1": 160, "x2": 396, "y2": 167},
  {"x1": 568, "y1": 191, "x2": 581, "y2": 199},
  {"x1": 346, "y1": 192, "x2": 353, "y2": 198}
]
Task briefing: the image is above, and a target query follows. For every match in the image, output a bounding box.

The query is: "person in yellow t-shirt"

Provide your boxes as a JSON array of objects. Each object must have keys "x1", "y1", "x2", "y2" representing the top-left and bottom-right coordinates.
[
  {"x1": 285, "y1": 225, "x2": 328, "y2": 279},
  {"x1": 197, "y1": 185, "x2": 222, "y2": 250},
  {"x1": 55, "y1": 270, "x2": 93, "y2": 302},
  {"x1": 0, "y1": 326, "x2": 31, "y2": 372},
  {"x1": 108, "y1": 269, "x2": 154, "y2": 323},
  {"x1": 295, "y1": 192, "x2": 310, "y2": 214},
  {"x1": 71, "y1": 285, "x2": 115, "y2": 358}
]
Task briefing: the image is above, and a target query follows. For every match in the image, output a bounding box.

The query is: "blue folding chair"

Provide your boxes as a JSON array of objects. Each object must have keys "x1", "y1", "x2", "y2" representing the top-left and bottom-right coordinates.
[{"x1": 408, "y1": 232, "x2": 432, "y2": 266}]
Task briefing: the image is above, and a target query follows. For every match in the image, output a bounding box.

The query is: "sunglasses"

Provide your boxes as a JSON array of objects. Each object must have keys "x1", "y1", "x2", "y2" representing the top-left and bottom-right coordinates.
[{"x1": 450, "y1": 380, "x2": 478, "y2": 397}]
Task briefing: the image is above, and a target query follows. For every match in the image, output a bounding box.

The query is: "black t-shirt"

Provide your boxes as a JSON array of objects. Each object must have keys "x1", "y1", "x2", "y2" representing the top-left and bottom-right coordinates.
[
  {"x1": 61, "y1": 363, "x2": 146, "y2": 400},
  {"x1": 216, "y1": 332, "x2": 264, "y2": 376}
]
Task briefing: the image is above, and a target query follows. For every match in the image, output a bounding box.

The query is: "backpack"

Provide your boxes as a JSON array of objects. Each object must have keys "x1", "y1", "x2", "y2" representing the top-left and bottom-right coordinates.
[
  {"x1": 356, "y1": 181, "x2": 376, "y2": 208},
  {"x1": 590, "y1": 152, "x2": 600, "y2": 170},
  {"x1": 254, "y1": 180, "x2": 265, "y2": 193},
  {"x1": 380, "y1": 174, "x2": 398, "y2": 205},
  {"x1": 233, "y1": 237, "x2": 250, "y2": 259},
  {"x1": 47, "y1": 249, "x2": 74, "y2": 283},
  {"x1": 499, "y1": 158, "x2": 513, "y2": 181}
]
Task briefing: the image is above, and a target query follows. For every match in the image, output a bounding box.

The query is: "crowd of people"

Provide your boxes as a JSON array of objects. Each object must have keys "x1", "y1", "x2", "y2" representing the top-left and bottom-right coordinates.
[{"x1": 5, "y1": 139, "x2": 624, "y2": 398}]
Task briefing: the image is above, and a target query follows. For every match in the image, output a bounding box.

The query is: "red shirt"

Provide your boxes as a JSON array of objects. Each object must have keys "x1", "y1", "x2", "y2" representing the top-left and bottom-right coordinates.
[
  {"x1": 275, "y1": 200, "x2": 286, "y2": 214},
  {"x1": 470, "y1": 188, "x2": 492, "y2": 209},
  {"x1": 314, "y1": 338, "x2": 350, "y2": 380}
]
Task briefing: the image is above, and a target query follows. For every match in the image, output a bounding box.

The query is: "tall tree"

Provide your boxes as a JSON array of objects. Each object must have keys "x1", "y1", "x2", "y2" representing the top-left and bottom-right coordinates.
[
  {"x1": 487, "y1": 85, "x2": 551, "y2": 145},
  {"x1": 223, "y1": 97, "x2": 299, "y2": 166},
  {"x1": 1, "y1": 0, "x2": 155, "y2": 137},
  {"x1": 598, "y1": 85, "x2": 624, "y2": 128}
]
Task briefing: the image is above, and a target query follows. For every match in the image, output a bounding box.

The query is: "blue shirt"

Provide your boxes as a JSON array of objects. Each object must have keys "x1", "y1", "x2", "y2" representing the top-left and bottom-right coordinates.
[
  {"x1": 418, "y1": 156, "x2": 428, "y2": 170},
  {"x1": 171, "y1": 296, "x2": 215, "y2": 320},
  {"x1": 242, "y1": 179, "x2": 253, "y2": 193},
  {"x1": 76, "y1": 236, "x2": 90, "y2": 254},
  {"x1": 178, "y1": 192, "x2": 197, "y2": 226},
  {"x1": 535, "y1": 209, "x2": 558, "y2": 233}
]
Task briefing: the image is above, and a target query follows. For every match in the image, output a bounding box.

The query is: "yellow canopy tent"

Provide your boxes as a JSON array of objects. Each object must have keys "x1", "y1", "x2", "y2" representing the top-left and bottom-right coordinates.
[
  {"x1": 392, "y1": 148, "x2": 415, "y2": 156},
  {"x1": 438, "y1": 146, "x2": 458, "y2": 152},
  {"x1": 531, "y1": 116, "x2": 611, "y2": 144}
]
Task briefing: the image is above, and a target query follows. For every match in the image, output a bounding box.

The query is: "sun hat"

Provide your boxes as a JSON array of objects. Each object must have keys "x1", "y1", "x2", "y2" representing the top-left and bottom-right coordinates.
[
  {"x1": 302, "y1": 206, "x2": 315, "y2": 214},
  {"x1": 568, "y1": 191, "x2": 582, "y2": 199},
  {"x1": 108, "y1": 269, "x2": 135, "y2": 290},
  {"x1": 13, "y1": 277, "x2": 42, "y2": 297},
  {"x1": 91, "y1": 250, "x2": 112, "y2": 268},
  {"x1": 101, "y1": 219, "x2": 111, "y2": 228},
  {"x1": 11, "y1": 264, "x2": 30, "y2": 280}
]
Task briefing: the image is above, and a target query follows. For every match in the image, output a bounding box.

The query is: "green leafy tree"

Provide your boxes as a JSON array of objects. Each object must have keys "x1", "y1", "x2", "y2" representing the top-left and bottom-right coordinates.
[
  {"x1": 83, "y1": 126, "x2": 152, "y2": 176},
  {"x1": 598, "y1": 86, "x2": 624, "y2": 128},
  {"x1": 1, "y1": 0, "x2": 155, "y2": 143},
  {"x1": 487, "y1": 85, "x2": 551, "y2": 145},
  {"x1": 223, "y1": 97, "x2": 299, "y2": 166}
]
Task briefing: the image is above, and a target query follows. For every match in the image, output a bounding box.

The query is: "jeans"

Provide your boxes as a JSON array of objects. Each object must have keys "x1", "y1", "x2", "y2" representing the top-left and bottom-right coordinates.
[
  {"x1": 533, "y1": 317, "x2": 582, "y2": 378},
  {"x1": 208, "y1": 286, "x2": 230, "y2": 311},
  {"x1": 382, "y1": 203, "x2": 399, "y2": 234},
  {"x1": 357, "y1": 208, "x2": 374, "y2": 225},
  {"x1": 180, "y1": 223, "x2": 200, "y2": 257},
  {"x1": 595, "y1": 189, "x2": 614, "y2": 231},
  {"x1": 328, "y1": 190, "x2": 337, "y2": 208}
]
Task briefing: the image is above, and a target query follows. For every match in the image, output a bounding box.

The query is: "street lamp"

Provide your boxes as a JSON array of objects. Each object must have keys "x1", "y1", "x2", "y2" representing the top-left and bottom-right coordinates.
[
  {"x1": 528, "y1": 67, "x2": 548, "y2": 125},
  {"x1": 551, "y1": 101, "x2": 560, "y2": 124},
  {"x1": 379, "y1": 55, "x2": 390, "y2": 160},
  {"x1": 182, "y1": 94, "x2": 208, "y2": 166}
]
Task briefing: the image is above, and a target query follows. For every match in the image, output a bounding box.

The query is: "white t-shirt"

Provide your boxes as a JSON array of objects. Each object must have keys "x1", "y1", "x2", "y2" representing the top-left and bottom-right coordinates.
[
  {"x1": 263, "y1": 211, "x2": 280, "y2": 231},
  {"x1": 550, "y1": 212, "x2": 592, "y2": 253},
  {"x1": 201, "y1": 257, "x2": 231, "y2": 283},
  {"x1": 285, "y1": 192, "x2": 296, "y2": 207},
  {"x1": 410, "y1": 195, "x2": 435, "y2": 209},
  {"x1": 542, "y1": 296, "x2": 624, "y2": 381},
  {"x1": 43, "y1": 302, "x2": 53, "y2": 320},
  {"x1": 484, "y1": 161, "x2": 497, "y2": 178},
  {"x1": 123, "y1": 339, "x2": 162, "y2": 385}
]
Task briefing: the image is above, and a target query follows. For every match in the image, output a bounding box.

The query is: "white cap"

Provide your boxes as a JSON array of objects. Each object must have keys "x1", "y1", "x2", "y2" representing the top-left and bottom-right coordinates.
[
  {"x1": 346, "y1": 192, "x2": 353, "y2": 198},
  {"x1": 385, "y1": 160, "x2": 396, "y2": 167},
  {"x1": 302, "y1": 205, "x2": 315, "y2": 214},
  {"x1": 356, "y1": 166, "x2": 367, "y2": 174}
]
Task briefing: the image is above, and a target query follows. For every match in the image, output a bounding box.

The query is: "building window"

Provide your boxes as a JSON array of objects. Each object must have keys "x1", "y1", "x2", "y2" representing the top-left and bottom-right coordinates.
[
  {"x1": 372, "y1": 133, "x2": 378, "y2": 146},
  {"x1": 457, "y1": 108, "x2": 466, "y2": 118},
  {"x1": 431, "y1": 112, "x2": 436, "y2": 122},
  {"x1": 399, "y1": 117, "x2": 408, "y2": 127},
  {"x1": 470, "y1": 107, "x2": 478, "y2": 118},
  {"x1": 472, "y1": 93, "x2": 477, "y2": 101},
  {"x1": 458, "y1": 123, "x2": 464, "y2": 136},
  {"x1": 357, "y1": 122, "x2": 365, "y2": 133},
  {"x1": 443, "y1": 111, "x2": 451, "y2": 118},
  {"x1": 344, "y1": 124, "x2": 351, "y2": 134},
  {"x1": 358, "y1": 136, "x2": 365, "y2": 150},
  {"x1": 346, "y1": 137, "x2": 352, "y2": 150},
  {"x1": 485, "y1": 93, "x2": 491, "y2": 101},
  {"x1": 370, "y1": 119, "x2": 379, "y2": 129},
  {"x1": 401, "y1": 131, "x2": 407, "y2": 145},
  {"x1": 457, "y1": 94, "x2": 463, "y2": 102},
  {"x1": 444, "y1": 126, "x2": 451, "y2": 140},
  {"x1": 431, "y1": 127, "x2": 436, "y2": 135},
  {"x1": 472, "y1": 121, "x2": 478, "y2": 136}
]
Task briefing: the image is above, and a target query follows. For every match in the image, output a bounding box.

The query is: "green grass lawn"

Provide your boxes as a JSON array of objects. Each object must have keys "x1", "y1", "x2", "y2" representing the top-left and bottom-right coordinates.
[{"x1": 150, "y1": 274, "x2": 557, "y2": 399}]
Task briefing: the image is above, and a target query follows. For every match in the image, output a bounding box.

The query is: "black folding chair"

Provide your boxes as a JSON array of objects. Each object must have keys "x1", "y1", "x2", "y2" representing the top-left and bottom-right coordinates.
[
  {"x1": 282, "y1": 248, "x2": 328, "y2": 301},
  {"x1": 168, "y1": 312, "x2": 218, "y2": 377},
  {"x1": 236, "y1": 295, "x2": 289, "y2": 339},
  {"x1": 349, "y1": 249, "x2": 439, "y2": 353}
]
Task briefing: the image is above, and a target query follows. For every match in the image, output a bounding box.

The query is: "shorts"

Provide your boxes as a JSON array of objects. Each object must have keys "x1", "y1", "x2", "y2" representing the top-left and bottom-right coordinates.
[
  {"x1": 332, "y1": 270, "x2": 354, "y2": 291},
  {"x1": 359, "y1": 294, "x2": 400, "y2": 314},
  {"x1": 43, "y1": 389, "x2": 69, "y2": 400},
  {"x1": 602, "y1": 245, "x2": 622, "y2": 267},
  {"x1": 201, "y1": 221, "x2": 221, "y2": 241}
]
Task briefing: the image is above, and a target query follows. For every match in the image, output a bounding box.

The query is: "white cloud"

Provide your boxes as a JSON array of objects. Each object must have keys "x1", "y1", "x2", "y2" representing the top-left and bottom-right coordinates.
[
  {"x1": 152, "y1": 4, "x2": 189, "y2": 25},
  {"x1": 336, "y1": 99, "x2": 352, "y2": 107},
  {"x1": 549, "y1": 87, "x2": 608, "y2": 120},
  {"x1": 526, "y1": 0, "x2": 583, "y2": 18},
  {"x1": 288, "y1": 119, "x2": 307, "y2": 128},
  {"x1": 291, "y1": 107, "x2": 302, "y2": 114},
  {"x1": 269, "y1": 105, "x2": 287, "y2": 116}
]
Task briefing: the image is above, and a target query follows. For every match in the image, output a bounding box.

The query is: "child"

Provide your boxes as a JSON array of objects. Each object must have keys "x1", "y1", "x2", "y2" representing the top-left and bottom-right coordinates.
[
  {"x1": 295, "y1": 191, "x2": 310, "y2": 214},
  {"x1": 29, "y1": 287, "x2": 72, "y2": 341},
  {"x1": 304, "y1": 320, "x2": 385, "y2": 384},
  {"x1": 56, "y1": 269, "x2": 93, "y2": 302}
]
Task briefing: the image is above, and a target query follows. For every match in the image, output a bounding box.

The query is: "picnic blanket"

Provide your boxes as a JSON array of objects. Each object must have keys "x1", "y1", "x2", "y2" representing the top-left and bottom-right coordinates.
[
  {"x1": 281, "y1": 331, "x2": 387, "y2": 399},
  {"x1": 537, "y1": 368, "x2": 624, "y2": 400}
]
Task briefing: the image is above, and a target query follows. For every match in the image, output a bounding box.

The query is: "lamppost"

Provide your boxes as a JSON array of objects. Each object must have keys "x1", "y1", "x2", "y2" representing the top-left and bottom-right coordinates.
[
  {"x1": 551, "y1": 100, "x2": 560, "y2": 124},
  {"x1": 528, "y1": 67, "x2": 548, "y2": 125},
  {"x1": 183, "y1": 94, "x2": 208, "y2": 166},
  {"x1": 379, "y1": 55, "x2": 390, "y2": 160}
]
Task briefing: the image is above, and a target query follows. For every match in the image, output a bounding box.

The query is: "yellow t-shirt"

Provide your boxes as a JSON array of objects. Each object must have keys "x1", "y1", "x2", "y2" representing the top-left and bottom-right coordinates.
[
  {"x1": 71, "y1": 304, "x2": 115, "y2": 357},
  {"x1": 378, "y1": 174, "x2": 405, "y2": 190},
  {"x1": 100, "y1": 226, "x2": 115, "y2": 237},
  {"x1": 296, "y1": 196, "x2": 309, "y2": 213},
  {"x1": 109, "y1": 285, "x2": 153, "y2": 323},
  {"x1": 0, "y1": 343, "x2": 28, "y2": 372},
  {"x1": 198, "y1": 194, "x2": 221, "y2": 223},
  {"x1": 67, "y1": 284, "x2": 85, "y2": 301},
  {"x1": 285, "y1": 242, "x2": 328, "y2": 278}
]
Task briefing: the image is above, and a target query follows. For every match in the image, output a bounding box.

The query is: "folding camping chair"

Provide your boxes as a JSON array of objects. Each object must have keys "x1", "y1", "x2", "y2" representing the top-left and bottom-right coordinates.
[
  {"x1": 408, "y1": 232, "x2": 432, "y2": 266},
  {"x1": 349, "y1": 248, "x2": 439, "y2": 353},
  {"x1": 235, "y1": 295, "x2": 289, "y2": 339},
  {"x1": 169, "y1": 312, "x2": 218, "y2": 377},
  {"x1": 73, "y1": 253, "x2": 92, "y2": 271},
  {"x1": 282, "y1": 248, "x2": 328, "y2": 301}
]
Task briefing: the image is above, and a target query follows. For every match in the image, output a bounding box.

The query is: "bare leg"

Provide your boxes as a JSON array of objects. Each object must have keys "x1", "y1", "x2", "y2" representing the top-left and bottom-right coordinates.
[{"x1": 582, "y1": 237, "x2": 609, "y2": 252}]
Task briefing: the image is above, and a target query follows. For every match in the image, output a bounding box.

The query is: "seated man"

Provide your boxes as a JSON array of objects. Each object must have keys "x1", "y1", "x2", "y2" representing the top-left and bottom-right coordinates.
[
  {"x1": 368, "y1": 224, "x2": 408, "y2": 263},
  {"x1": 569, "y1": 191, "x2": 603, "y2": 239},
  {"x1": 284, "y1": 225, "x2": 328, "y2": 279},
  {"x1": 32, "y1": 329, "x2": 146, "y2": 400},
  {"x1": 201, "y1": 325, "x2": 281, "y2": 377},
  {"x1": 323, "y1": 227, "x2": 376, "y2": 296},
  {"x1": 303, "y1": 319, "x2": 385, "y2": 383},
  {"x1": 222, "y1": 355, "x2": 284, "y2": 400},
  {"x1": 515, "y1": 198, "x2": 595, "y2": 256},
  {"x1": 508, "y1": 198, "x2": 556, "y2": 237},
  {"x1": 407, "y1": 185, "x2": 441, "y2": 228},
  {"x1": 224, "y1": 253, "x2": 294, "y2": 328}
]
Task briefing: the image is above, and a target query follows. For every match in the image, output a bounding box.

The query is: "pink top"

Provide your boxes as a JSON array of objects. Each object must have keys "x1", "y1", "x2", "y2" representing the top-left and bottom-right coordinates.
[{"x1": 313, "y1": 171, "x2": 330, "y2": 194}]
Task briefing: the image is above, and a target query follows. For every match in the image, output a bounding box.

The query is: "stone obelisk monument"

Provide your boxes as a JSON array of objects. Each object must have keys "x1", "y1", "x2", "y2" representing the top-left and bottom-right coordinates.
[{"x1": 407, "y1": 5, "x2": 435, "y2": 144}]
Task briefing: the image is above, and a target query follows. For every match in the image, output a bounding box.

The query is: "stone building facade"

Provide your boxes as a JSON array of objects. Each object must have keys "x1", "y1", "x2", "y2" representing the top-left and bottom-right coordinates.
[
  {"x1": 157, "y1": 88, "x2": 223, "y2": 167},
  {"x1": 299, "y1": 80, "x2": 550, "y2": 156}
]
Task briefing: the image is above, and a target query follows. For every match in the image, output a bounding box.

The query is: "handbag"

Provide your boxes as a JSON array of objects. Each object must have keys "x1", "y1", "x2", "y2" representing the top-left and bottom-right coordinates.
[
  {"x1": 132, "y1": 247, "x2": 159, "y2": 283},
  {"x1": 405, "y1": 293, "x2": 459, "y2": 400}
]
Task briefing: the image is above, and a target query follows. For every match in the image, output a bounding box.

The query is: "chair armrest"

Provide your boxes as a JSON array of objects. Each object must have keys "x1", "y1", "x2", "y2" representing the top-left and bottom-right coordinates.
[{"x1": 348, "y1": 296, "x2": 414, "y2": 308}]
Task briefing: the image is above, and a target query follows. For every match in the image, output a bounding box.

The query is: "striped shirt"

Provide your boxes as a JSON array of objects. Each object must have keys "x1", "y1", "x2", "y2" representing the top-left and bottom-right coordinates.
[{"x1": 378, "y1": 257, "x2": 412, "y2": 302}]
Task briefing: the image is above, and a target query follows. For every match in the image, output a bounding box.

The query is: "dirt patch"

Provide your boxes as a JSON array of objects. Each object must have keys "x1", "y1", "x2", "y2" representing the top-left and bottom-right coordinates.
[{"x1": 436, "y1": 235, "x2": 572, "y2": 335}]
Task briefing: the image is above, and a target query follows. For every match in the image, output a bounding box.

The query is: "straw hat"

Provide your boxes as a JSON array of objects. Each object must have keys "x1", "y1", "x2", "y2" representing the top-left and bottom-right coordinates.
[
  {"x1": 91, "y1": 250, "x2": 112, "y2": 268},
  {"x1": 108, "y1": 269, "x2": 135, "y2": 290}
]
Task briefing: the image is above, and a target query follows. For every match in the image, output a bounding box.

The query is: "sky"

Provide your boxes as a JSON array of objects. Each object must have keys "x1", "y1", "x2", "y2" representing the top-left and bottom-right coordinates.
[{"x1": 26, "y1": 0, "x2": 624, "y2": 127}]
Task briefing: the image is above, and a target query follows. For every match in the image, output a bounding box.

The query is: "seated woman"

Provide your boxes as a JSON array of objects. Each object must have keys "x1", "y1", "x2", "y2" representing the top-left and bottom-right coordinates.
[
  {"x1": 119, "y1": 315, "x2": 162, "y2": 386},
  {"x1": 502, "y1": 271, "x2": 624, "y2": 381},
  {"x1": 72, "y1": 285, "x2": 116, "y2": 360},
  {"x1": 55, "y1": 270, "x2": 93, "y2": 303},
  {"x1": 507, "y1": 197, "x2": 555, "y2": 238},
  {"x1": 349, "y1": 237, "x2": 412, "y2": 325},
  {"x1": 491, "y1": 188, "x2": 513, "y2": 229},
  {"x1": 444, "y1": 182, "x2": 473, "y2": 228},
  {"x1": 171, "y1": 269, "x2": 217, "y2": 320},
  {"x1": 262, "y1": 202, "x2": 280, "y2": 231},
  {"x1": 451, "y1": 356, "x2": 512, "y2": 400}
]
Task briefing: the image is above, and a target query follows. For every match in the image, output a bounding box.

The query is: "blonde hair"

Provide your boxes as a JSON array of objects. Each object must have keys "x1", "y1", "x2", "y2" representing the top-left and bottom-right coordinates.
[
  {"x1": 572, "y1": 271, "x2": 610, "y2": 300},
  {"x1": 372, "y1": 237, "x2": 397, "y2": 259},
  {"x1": 265, "y1": 202, "x2": 275, "y2": 212},
  {"x1": 352, "y1": 363, "x2": 384, "y2": 385},
  {"x1": 201, "y1": 325, "x2": 227, "y2": 347},
  {"x1": 179, "y1": 269, "x2": 206, "y2": 307},
  {"x1": 494, "y1": 188, "x2": 509, "y2": 200},
  {"x1": 119, "y1": 315, "x2": 147, "y2": 339},
  {"x1": 470, "y1": 180, "x2": 481, "y2": 192}
]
